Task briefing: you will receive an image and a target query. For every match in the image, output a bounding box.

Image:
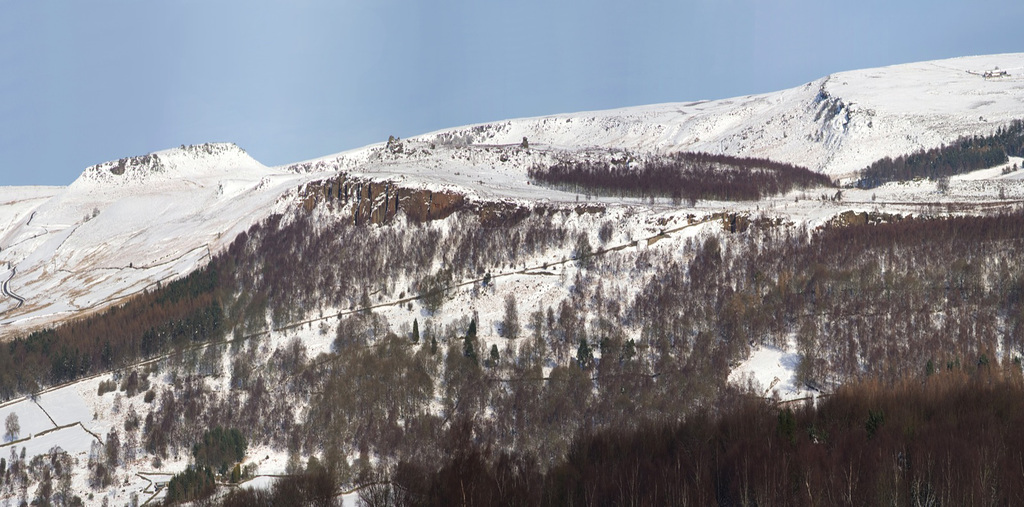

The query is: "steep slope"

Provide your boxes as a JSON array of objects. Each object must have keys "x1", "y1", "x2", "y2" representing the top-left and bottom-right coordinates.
[
  {"x1": 284, "y1": 54, "x2": 1024, "y2": 209},
  {"x1": 3, "y1": 53, "x2": 1024, "y2": 506},
  {"x1": 3, "y1": 54, "x2": 1024, "y2": 338},
  {"x1": 369, "y1": 53, "x2": 1023, "y2": 181},
  {"x1": 0, "y1": 144, "x2": 316, "y2": 335}
]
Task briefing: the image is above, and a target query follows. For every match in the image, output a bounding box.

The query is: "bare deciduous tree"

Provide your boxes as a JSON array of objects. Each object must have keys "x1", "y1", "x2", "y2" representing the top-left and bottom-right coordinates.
[
  {"x1": 3, "y1": 412, "x2": 18, "y2": 442},
  {"x1": 502, "y1": 294, "x2": 520, "y2": 340}
]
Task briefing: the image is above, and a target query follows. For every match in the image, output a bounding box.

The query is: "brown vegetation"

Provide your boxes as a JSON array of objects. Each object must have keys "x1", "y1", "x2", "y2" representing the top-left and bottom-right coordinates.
[
  {"x1": 529, "y1": 152, "x2": 834, "y2": 201},
  {"x1": 389, "y1": 367, "x2": 1024, "y2": 506}
]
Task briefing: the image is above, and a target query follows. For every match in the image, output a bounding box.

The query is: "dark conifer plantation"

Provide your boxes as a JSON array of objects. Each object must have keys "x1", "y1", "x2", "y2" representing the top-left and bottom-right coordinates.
[
  {"x1": 389, "y1": 368, "x2": 1024, "y2": 506},
  {"x1": 529, "y1": 152, "x2": 834, "y2": 201},
  {"x1": 857, "y1": 119, "x2": 1024, "y2": 188}
]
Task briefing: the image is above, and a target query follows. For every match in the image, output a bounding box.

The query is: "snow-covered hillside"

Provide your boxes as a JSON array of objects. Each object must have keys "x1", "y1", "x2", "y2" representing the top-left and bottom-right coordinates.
[
  {"x1": 367, "y1": 53, "x2": 1024, "y2": 181},
  {"x1": 2, "y1": 53, "x2": 1024, "y2": 506},
  {"x1": 0, "y1": 144, "x2": 319, "y2": 335},
  {"x1": 3, "y1": 54, "x2": 1024, "y2": 339}
]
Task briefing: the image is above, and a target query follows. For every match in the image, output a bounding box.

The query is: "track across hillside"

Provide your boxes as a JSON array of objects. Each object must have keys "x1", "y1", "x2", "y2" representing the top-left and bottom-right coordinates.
[{"x1": 1, "y1": 266, "x2": 25, "y2": 313}]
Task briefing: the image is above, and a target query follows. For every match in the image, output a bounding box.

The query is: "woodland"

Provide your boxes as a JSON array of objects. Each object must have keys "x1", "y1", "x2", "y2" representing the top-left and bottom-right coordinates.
[
  {"x1": 856, "y1": 120, "x2": 1024, "y2": 188},
  {"x1": 4, "y1": 143, "x2": 1024, "y2": 504},
  {"x1": 528, "y1": 152, "x2": 835, "y2": 202}
]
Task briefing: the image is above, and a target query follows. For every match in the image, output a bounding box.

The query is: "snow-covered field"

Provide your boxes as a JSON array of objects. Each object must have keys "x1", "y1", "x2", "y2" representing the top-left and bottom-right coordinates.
[
  {"x1": 351, "y1": 53, "x2": 1024, "y2": 181},
  {"x1": 1, "y1": 379, "x2": 107, "y2": 459},
  {"x1": 0, "y1": 398, "x2": 55, "y2": 442},
  {"x1": 36, "y1": 386, "x2": 96, "y2": 428}
]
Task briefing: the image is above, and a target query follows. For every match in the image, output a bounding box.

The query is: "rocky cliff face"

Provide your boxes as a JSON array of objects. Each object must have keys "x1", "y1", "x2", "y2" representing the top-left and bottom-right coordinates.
[
  {"x1": 298, "y1": 174, "x2": 571, "y2": 228},
  {"x1": 299, "y1": 175, "x2": 467, "y2": 225}
]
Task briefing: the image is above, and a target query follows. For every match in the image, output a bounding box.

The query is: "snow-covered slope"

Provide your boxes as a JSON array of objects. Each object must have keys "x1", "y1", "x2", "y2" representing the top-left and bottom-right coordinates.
[
  {"x1": 0, "y1": 143, "x2": 317, "y2": 335},
  {"x1": 283, "y1": 55, "x2": 1024, "y2": 205},
  {"x1": 377, "y1": 53, "x2": 1023, "y2": 180},
  {"x1": 2, "y1": 53, "x2": 1024, "y2": 506},
  {"x1": 3, "y1": 54, "x2": 1024, "y2": 338}
]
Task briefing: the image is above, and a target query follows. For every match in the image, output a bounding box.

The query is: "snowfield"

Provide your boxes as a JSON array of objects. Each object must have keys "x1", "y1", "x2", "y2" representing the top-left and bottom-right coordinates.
[
  {"x1": 0, "y1": 398, "x2": 55, "y2": 442},
  {"x1": 0, "y1": 144, "x2": 324, "y2": 335},
  {"x1": 729, "y1": 339, "x2": 814, "y2": 402},
  {"x1": 383, "y1": 53, "x2": 1024, "y2": 180},
  {"x1": 36, "y1": 386, "x2": 96, "y2": 429}
]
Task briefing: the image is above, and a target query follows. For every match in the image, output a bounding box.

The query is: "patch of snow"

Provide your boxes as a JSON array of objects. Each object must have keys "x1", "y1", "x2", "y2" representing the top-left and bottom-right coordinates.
[
  {"x1": 4, "y1": 423, "x2": 99, "y2": 462},
  {"x1": 36, "y1": 384, "x2": 94, "y2": 427},
  {"x1": 728, "y1": 338, "x2": 815, "y2": 402}
]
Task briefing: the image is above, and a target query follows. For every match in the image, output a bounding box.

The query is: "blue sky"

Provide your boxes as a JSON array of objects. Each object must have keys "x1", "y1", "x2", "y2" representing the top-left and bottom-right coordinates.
[{"x1": 1, "y1": 1, "x2": 1022, "y2": 187}]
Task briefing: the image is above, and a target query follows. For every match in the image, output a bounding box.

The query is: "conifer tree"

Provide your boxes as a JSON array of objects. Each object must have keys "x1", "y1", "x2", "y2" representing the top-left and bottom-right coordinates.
[
  {"x1": 464, "y1": 319, "x2": 478, "y2": 362},
  {"x1": 463, "y1": 334, "x2": 477, "y2": 363},
  {"x1": 576, "y1": 339, "x2": 593, "y2": 369},
  {"x1": 489, "y1": 344, "x2": 500, "y2": 367}
]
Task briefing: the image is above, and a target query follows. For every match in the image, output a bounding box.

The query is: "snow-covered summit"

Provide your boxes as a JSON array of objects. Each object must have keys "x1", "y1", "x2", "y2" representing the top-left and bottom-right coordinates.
[
  {"x1": 73, "y1": 143, "x2": 266, "y2": 188},
  {"x1": 0, "y1": 143, "x2": 320, "y2": 335},
  {"x1": 3, "y1": 53, "x2": 1024, "y2": 337},
  {"x1": 393, "y1": 53, "x2": 1024, "y2": 179}
]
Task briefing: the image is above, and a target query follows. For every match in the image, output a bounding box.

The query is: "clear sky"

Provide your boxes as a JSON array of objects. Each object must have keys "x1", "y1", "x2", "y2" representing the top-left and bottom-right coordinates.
[{"x1": 2, "y1": 0, "x2": 1022, "y2": 187}]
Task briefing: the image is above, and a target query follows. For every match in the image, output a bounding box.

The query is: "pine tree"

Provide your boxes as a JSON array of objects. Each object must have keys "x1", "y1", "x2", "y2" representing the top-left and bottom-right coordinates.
[
  {"x1": 574, "y1": 233, "x2": 593, "y2": 268},
  {"x1": 360, "y1": 289, "x2": 372, "y2": 314},
  {"x1": 623, "y1": 339, "x2": 636, "y2": 362},
  {"x1": 412, "y1": 319, "x2": 420, "y2": 343},
  {"x1": 463, "y1": 318, "x2": 479, "y2": 362},
  {"x1": 576, "y1": 339, "x2": 593, "y2": 369},
  {"x1": 489, "y1": 344, "x2": 500, "y2": 367},
  {"x1": 463, "y1": 334, "x2": 477, "y2": 363}
]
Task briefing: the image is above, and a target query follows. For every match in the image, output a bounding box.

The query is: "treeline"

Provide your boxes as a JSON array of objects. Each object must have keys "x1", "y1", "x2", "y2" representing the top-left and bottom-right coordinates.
[
  {"x1": 117, "y1": 206, "x2": 1024, "y2": 505},
  {"x1": 219, "y1": 461, "x2": 336, "y2": 507},
  {"x1": 164, "y1": 466, "x2": 215, "y2": 504},
  {"x1": 11, "y1": 187, "x2": 1024, "y2": 503},
  {"x1": 528, "y1": 152, "x2": 834, "y2": 202},
  {"x1": 0, "y1": 446, "x2": 79, "y2": 506},
  {"x1": 857, "y1": 119, "x2": 1024, "y2": 188},
  {"x1": 758, "y1": 213, "x2": 1024, "y2": 383},
  {"x1": 165, "y1": 426, "x2": 251, "y2": 506},
  {"x1": 0, "y1": 266, "x2": 225, "y2": 399},
  {"x1": 193, "y1": 427, "x2": 247, "y2": 475},
  {"x1": 384, "y1": 367, "x2": 1024, "y2": 506}
]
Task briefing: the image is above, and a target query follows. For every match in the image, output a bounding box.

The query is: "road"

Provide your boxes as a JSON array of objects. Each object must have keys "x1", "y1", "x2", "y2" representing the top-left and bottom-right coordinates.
[{"x1": 1, "y1": 266, "x2": 25, "y2": 312}]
